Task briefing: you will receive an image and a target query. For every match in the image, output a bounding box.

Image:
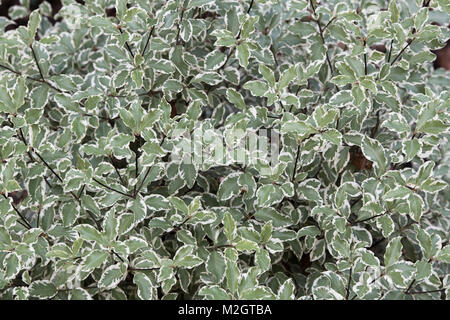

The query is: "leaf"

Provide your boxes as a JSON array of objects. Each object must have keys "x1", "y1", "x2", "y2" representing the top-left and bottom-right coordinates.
[
  {"x1": 260, "y1": 221, "x2": 273, "y2": 243},
  {"x1": 98, "y1": 263, "x2": 127, "y2": 290},
  {"x1": 223, "y1": 212, "x2": 236, "y2": 241},
  {"x1": 277, "y1": 279, "x2": 295, "y2": 300},
  {"x1": 236, "y1": 42, "x2": 250, "y2": 68},
  {"x1": 418, "y1": 120, "x2": 448, "y2": 135},
  {"x1": 82, "y1": 250, "x2": 110, "y2": 271},
  {"x1": 384, "y1": 237, "x2": 403, "y2": 267},
  {"x1": 173, "y1": 245, "x2": 203, "y2": 268},
  {"x1": 258, "y1": 64, "x2": 275, "y2": 87},
  {"x1": 4, "y1": 252, "x2": 20, "y2": 280},
  {"x1": 133, "y1": 272, "x2": 154, "y2": 300},
  {"x1": 226, "y1": 88, "x2": 246, "y2": 110},
  {"x1": 29, "y1": 281, "x2": 57, "y2": 299},
  {"x1": 278, "y1": 64, "x2": 297, "y2": 90},
  {"x1": 281, "y1": 120, "x2": 317, "y2": 137},
  {"x1": 256, "y1": 184, "x2": 284, "y2": 207},
  {"x1": 383, "y1": 186, "x2": 412, "y2": 201},
  {"x1": 361, "y1": 136, "x2": 387, "y2": 175},
  {"x1": 198, "y1": 285, "x2": 231, "y2": 299},
  {"x1": 235, "y1": 239, "x2": 259, "y2": 252},
  {"x1": 206, "y1": 251, "x2": 226, "y2": 282},
  {"x1": 74, "y1": 224, "x2": 104, "y2": 244},
  {"x1": 205, "y1": 50, "x2": 227, "y2": 70},
  {"x1": 168, "y1": 196, "x2": 189, "y2": 215},
  {"x1": 28, "y1": 10, "x2": 41, "y2": 42},
  {"x1": 243, "y1": 80, "x2": 269, "y2": 97},
  {"x1": 90, "y1": 16, "x2": 118, "y2": 34},
  {"x1": 240, "y1": 286, "x2": 274, "y2": 299}
]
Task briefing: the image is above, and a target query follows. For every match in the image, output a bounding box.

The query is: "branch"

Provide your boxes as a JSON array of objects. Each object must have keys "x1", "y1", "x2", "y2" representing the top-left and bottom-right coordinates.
[
  {"x1": 391, "y1": 38, "x2": 414, "y2": 65},
  {"x1": 109, "y1": 155, "x2": 126, "y2": 186},
  {"x1": 111, "y1": 250, "x2": 126, "y2": 263},
  {"x1": 30, "y1": 44, "x2": 45, "y2": 80},
  {"x1": 175, "y1": 7, "x2": 186, "y2": 45},
  {"x1": 118, "y1": 27, "x2": 135, "y2": 59},
  {"x1": 31, "y1": 149, "x2": 102, "y2": 229},
  {"x1": 133, "y1": 134, "x2": 166, "y2": 196},
  {"x1": 323, "y1": 16, "x2": 336, "y2": 31},
  {"x1": 141, "y1": 25, "x2": 155, "y2": 56},
  {"x1": 247, "y1": 0, "x2": 255, "y2": 14},
  {"x1": 352, "y1": 213, "x2": 385, "y2": 225},
  {"x1": 404, "y1": 279, "x2": 416, "y2": 294},
  {"x1": 345, "y1": 265, "x2": 353, "y2": 300},
  {"x1": 2, "y1": 194, "x2": 32, "y2": 229},
  {"x1": 92, "y1": 177, "x2": 135, "y2": 199},
  {"x1": 387, "y1": 39, "x2": 394, "y2": 63},
  {"x1": 133, "y1": 135, "x2": 141, "y2": 197},
  {"x1": 309, "y1": 0, "x2": 333, "y2": 74},
  {"x1": 291, "y1": 143, "x2": 301, "y2": 182},
  {"x1": 406, "y1": 288, "x2": 445, "y2": 295}
]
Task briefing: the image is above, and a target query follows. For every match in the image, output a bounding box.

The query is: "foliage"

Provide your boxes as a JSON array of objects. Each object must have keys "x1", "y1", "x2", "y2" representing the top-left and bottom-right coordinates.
[{"x1": 0, "y1": 0, "x2": 449, "y2": 300}]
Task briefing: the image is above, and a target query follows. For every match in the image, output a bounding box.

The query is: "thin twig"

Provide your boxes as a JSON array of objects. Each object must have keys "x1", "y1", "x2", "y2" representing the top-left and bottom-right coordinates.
[
  {"x1": 92, "y1": 177, "x2": 134, "y2": 199},
  {"x1": 30, "y1": 44, "x2": 45, "y2": 80},
  {"x1": 175, "y1": 7, "x2": 185, "y2": 45},
  {"x1": 404, "y1": 279, "x2": 416, "y2": 294},
  {"x1": 345, "y1": 265, "x2": 353, "y2": 300},
  {"x1": 118, "y1": 27, "x2": 135, "y2": 59},
  {"x1": 352, "y1": 213, "x2": 385, "y2": 225},
  {"x1": 387, "y1": 39, "x2": 394, "y2": 63},
  {"x1": 141, "y1": 25, "x2": 155, "y2": 56},
  {"x1": 406, "y1": 288, "x2": 445, "y2": 295},
  {"x1": 309, "y1": 0, "x2": 333, "y2": 74},
  {"x1": 133, "y1": 134, "x2": 166, "y2": 195},
  {"x1": 109, "y1": 156, "x2": 126, "y2": 186},
  {"x1": 391, "y1": 38, "x2": 414, "y2": 65},
  {"x1": 111, "y1": 250, "x2": 126, "y2": 263},
  {"x1": 291, "y1": 144, "x2": 301, "y2": 182},
  {"x1": 247, "y1": 0, "x2": 255, "y2": 13},
  {"x1": 2, "y1": 194, "x2": 32, "y2": 229}
]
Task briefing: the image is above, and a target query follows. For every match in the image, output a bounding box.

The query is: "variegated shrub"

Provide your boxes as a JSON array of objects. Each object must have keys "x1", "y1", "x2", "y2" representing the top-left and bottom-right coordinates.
[{"x1": 0, "y1": 0, "x2": 449, "y2": 300}]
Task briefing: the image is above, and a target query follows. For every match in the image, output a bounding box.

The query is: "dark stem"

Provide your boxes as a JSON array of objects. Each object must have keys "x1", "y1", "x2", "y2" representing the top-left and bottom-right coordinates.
[
  {"x1": 309, "y1": 0, "x2": 333, "y2": 74},
  {"x1": 352, "y1": 213, "x2": 385, "y2": 224},
  {"x1": 218, "y1": 46, "x2": 236, "y2": 71},
  {"x1": 404, "y1": 279, "x2": 416, "y2": 294},
  {"x1": 133, "y1": 134, "x2": 165, "y2": 196},
  {"x1": 387, "y1": 39, "x2": 394, "y2": 63},
  {"x1": 370, "y1": 109, "x2": 381, "y2": 138},
  {"x1": 2, "y1": 194, "x2": 32, "y2": 229},
  {"x1": 118, "y1": 28, "x2": 135, "y2": 59},
  {"x1": 206, "y1": 244, "x2": 235, "y2": 250},
  {"x1": 141, "y1": 25, "x2": 155, "y2": 56},
  {"x1": 92, "y1": 177, "x2": 134, "y2": 199},
  {"x1": 33, "y1": 151, "x2": 63, "y2": 183},
  {"x1": 30, "y1": 44, "x2": 45, "y2": 80},
  {"x1": 345, "y1": 265, "x2": 353, "y2": 300},
  {"x1": 406, "y1": 288, "x2": 444, "y2": 295},
  {"x1": 133, "y1": 135, "x2": 141, "y2": 197},
  {"x1": 323, "y1": 16, "x2": 336, "y2": 31},
  {"x1": 247, "y1": 0, "x2": 255, "y2": 13},
  {"x1": 0, "y1": 63, "x2": 22, "y2": 76},
  {"x1": 364, "y1": 54, "x2": 367, "y2": 75},
  {"x1": 111, "y1": 250, "x2": 126, "y2": 263},
  {"x1": 291, "y1": 144, "x2": 301, "y2": 182},
  {"x1": 175, "y1": 7, "x2": 185, "y2": 45},
  {"x1": 109, "y1": 156, "x2": 126, "y2": 186},
  {"x1": 391, "y1": 38, "x2": 414, "y2": 65},
  {"x1": 36, "y1": 206, "x2": 41, "y2": 229}
]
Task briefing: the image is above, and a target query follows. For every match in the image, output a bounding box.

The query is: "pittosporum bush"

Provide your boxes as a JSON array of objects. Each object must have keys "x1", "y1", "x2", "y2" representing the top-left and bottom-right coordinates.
[{"x1": 0, "y1": 0, "x2": 449, "y2": 300}]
